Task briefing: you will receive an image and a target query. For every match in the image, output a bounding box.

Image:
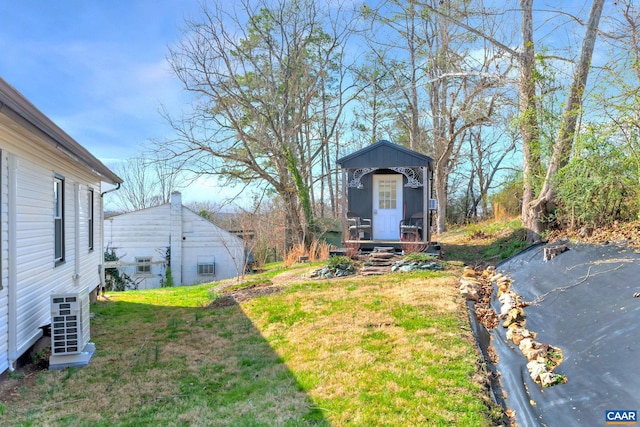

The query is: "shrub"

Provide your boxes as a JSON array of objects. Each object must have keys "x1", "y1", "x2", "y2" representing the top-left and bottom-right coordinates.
[
  {"x1": 104, "y1": 248, "x2": 138, "y2": 291},
  {"x1": 162, "y1": 267, "x2": 175, "y2": 287},
  {"x1": 327, "y1": 255, "x2": 353, "y2": 271},
  {"x1": 555, "y1": 131, "x2": 639, "y2": 227}
]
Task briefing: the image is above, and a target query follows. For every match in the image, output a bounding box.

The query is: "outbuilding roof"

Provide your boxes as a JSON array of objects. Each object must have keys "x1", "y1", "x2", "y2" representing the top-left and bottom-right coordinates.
[
  {"x1": 0, "y1": 77, "x2": 122, "y2": 184},
  {"x1": 337, "y1": 139, "x2": 433, "y2": 169}
]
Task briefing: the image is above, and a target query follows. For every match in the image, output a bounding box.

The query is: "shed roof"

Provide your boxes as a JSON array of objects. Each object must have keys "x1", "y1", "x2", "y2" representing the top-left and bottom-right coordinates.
[
  {"x1": 0, "y1": 77, "x2": 122, "y2": 184},
  {"x1": 337, "y1": 140, "x2": 433, "y2": 169}
]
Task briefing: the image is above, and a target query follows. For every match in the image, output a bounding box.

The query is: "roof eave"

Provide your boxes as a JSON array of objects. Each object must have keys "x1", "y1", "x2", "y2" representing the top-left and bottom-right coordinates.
[{"x1": 0, "y1": 78, "x2": 122, "y2": 185}]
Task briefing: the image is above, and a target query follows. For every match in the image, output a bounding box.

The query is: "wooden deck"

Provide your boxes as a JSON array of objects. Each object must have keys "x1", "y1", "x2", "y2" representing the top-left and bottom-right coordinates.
[{"x1": 338, "y1": 239, "x2": 440, "y2": 255}]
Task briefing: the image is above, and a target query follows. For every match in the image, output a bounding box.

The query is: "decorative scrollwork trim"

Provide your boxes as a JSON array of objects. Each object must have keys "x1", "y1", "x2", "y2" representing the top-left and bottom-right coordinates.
[
  {"x1": 390, "y1": 167, "x2": 423, "y2": 187},
  {"x1": 347, "y1": 167, "x2": 379, "y2": 188},
  {"x1": 346, "y1": 166, "x2": 424, "y2": 188}
]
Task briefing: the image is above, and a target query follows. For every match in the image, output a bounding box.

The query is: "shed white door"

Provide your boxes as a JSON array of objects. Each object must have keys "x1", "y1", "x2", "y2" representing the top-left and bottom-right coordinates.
[{"x1": 372, "y1": 174, "x2": 403, "y2": 240}]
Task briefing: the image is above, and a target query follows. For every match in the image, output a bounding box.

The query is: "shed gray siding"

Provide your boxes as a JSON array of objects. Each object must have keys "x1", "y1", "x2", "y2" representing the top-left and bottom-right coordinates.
[
  {"x1": 337, "y1": 140, "x2": 434, "y2": 246},
  {"x1": 345, "y1": 171, "x2": 425, "y2": 224}
]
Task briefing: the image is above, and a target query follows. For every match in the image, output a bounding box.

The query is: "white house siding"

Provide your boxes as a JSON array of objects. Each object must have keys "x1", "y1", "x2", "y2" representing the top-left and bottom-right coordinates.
[
  {"x1": 106, "y1": 205, "x2": 172, "y2": 290},
  {"x1": 0, "y1": 97, "x2": 114, "y2": 373},
  {"x1": 181, "y1": 208, "x2": 244, "y2": 285},
  {"x1": 105, "y1": 193, "x2": 245, "y2": 289},
  {"x1": 0, "y1": 148, "x2": 8, "y2": 373}
]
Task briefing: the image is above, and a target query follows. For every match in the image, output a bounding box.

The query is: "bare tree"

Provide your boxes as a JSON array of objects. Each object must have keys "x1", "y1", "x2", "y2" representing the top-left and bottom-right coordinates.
[
  {"x1": 360, "y1": 0, "x2": 429, "y2": 152},
  {"x1": 419, "y1": 0, "x2": 606, "y2": 240},
  {"x1": 363, "y1": 0, "x2": 514, "y2": 233},
  {"x1": 598, "y1": 0, "x2": 640, "y2": 180},
  {"x1": 158, "y1": 0, "x2": 355, "y2": 249},
  {"x1": 464, "y1": 126, "x2": 517, "y2": 220},
  {"x1": 109, "y1": 156, "x2": 183, "y2": 212}
]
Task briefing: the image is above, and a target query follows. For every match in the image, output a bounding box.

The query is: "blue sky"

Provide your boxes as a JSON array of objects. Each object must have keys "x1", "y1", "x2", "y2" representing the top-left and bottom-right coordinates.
[
  {"x1": 0, "y1": 0, "x2": 608, "y2": 208},
  {"x1": 0, "y1": 0, "x2": 200, "y2": 164}
]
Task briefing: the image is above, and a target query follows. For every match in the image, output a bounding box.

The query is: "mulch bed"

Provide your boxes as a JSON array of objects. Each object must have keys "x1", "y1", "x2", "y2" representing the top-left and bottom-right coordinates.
[{"x1": 208, "y1": 281, "x2": 284, "y2": 308}]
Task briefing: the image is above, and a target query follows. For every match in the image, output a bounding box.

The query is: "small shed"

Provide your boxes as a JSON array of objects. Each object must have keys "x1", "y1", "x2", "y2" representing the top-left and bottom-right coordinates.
[{"x1": 336, "y1": 140, "x2": 435, "y2": 251}]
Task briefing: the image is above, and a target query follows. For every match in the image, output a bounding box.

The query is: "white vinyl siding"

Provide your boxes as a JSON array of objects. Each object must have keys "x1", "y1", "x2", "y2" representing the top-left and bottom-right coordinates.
[
  {"x1": 0, "y1": 145, "x2": 106, "y2": 373},
  {"x1": 0, "y1": 150, "x2": 7, "y2": 374},
  {"x1": 182, "y1": 208, "x2": 244, "y2": 284},
  {"x1": 105, "y1": 197, "x2": 245, "y2": 289},
  {"x1": 0, "y1": 80, "x2": 118, "y2": 375}
]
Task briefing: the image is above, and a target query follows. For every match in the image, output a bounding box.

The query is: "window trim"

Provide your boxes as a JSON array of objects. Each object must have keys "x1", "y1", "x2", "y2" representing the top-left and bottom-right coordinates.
[
  {"x1": 54, "y1": 174, "x2": 65, "y2": 266},
  {"x1": 88, "y1": 188, "x2": 94, "y2": 251}
]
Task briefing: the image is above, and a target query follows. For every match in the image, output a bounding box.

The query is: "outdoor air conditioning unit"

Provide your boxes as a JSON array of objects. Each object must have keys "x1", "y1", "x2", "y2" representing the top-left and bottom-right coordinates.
[{"x1": 49, "y1": 288, "x2": 95, "y2": 369}]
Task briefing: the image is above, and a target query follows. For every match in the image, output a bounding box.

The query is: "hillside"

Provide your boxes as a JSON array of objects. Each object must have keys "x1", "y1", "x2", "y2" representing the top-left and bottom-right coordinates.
[{"x1": 6, "y1": 217, "x2": 625, "y2": 425}]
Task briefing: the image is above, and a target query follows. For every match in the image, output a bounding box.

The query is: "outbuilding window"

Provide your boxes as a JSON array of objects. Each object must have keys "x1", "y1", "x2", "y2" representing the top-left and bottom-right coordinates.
[
  {"x1": 136, "y1": 257, "x2": 152, "y2": 275},
  {"x1": 197, "y1": 256, "x2": 215, "y2": 276}
]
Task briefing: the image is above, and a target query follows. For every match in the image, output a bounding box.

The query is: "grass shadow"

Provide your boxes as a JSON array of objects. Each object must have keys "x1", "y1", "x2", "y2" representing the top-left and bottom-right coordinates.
[
  {"x1": 441, "y1": 227, "x2": 529, "y2": 266},
  {"x1": 1, "y1": 293, "x2": 328, "y2": 426}
]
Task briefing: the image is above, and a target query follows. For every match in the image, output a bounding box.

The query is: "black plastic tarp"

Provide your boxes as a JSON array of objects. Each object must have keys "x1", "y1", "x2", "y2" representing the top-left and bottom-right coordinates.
[{"x1": 475, "y1": 242, "x2": 640, "y2": 426}]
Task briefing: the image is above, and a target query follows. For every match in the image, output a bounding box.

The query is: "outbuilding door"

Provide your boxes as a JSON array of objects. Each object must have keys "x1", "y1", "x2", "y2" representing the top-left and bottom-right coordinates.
[{"x1": 372, "y1": 174, "x2": 402, "y2": 240}]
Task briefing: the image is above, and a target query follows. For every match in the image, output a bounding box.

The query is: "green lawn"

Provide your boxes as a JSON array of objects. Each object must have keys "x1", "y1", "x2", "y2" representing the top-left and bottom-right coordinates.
[{"x1": 1, "y1": 259, "x2": 502, "y2": 426}]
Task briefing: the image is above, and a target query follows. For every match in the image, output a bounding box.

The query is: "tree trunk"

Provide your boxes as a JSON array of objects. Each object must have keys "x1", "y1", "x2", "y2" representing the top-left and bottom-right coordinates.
[
  {"x1": 525, "y1": 0, "x2": 605, "y2": 242},
  {"x1": 283, "y1": 190, "x2": 305, "y2": 251},
  {"x1": 519, "y1": 0, "x2": 542, "y2": 241}
]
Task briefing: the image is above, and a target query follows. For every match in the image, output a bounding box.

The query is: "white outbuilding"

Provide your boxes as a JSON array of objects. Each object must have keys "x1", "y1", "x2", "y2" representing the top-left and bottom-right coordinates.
[{"x1": 104, "y1": 191, "x2": 246, "y2": 289}]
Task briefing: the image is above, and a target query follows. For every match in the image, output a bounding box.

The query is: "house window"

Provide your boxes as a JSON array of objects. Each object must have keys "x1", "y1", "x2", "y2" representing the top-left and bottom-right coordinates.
[
  {"x1": 378, "y1": 179, "x2": 397, "y2": 210},
  {"x1": 54, "y1": 175, "x2": 65, "y2": 265},
  {"x1": 136, "y1": 257, "x2": 152, "y2": 275},
  {"x1": 88, "y1": 189, "x2": 94, "y2": 251},
  {"x1": 198, "y1": 263, "x2": 215, "y2": 275},
  {"x1": 197, "y1": 256, "x2": 215, "y2": 276}
]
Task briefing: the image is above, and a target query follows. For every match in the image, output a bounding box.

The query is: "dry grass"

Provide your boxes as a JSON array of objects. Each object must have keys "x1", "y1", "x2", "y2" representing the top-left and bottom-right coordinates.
[
  {"x1": 244, "y1": 273, "x2": 496, "y2": 425},
  {"x1": 283, "y1": 242, "x2": 307, "y2": 267},
  {"x1": 283, "y1": 240, "x2": 334, "y2": 266},
  {"x1": 308, "y1": 240, "x2": 332, "y2": 262}
]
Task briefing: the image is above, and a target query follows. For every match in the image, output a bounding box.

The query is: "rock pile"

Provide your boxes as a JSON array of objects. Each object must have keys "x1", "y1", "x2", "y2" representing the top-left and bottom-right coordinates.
[
  {"x1": 490, "y1": 270, "x2": 566, "y2": 388},
  {"x1": 309, "y1": 262, "x2": 355, "y2": 279},
  {"x1": 391, "y1": 257, "x2": 443, "y2": 272},
  {"x1": 459, "y1": 266, "x2": 567, "y2": 388},
  {"x1": 310, "y1": 251, "x2": 444, "y2": 278}
]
